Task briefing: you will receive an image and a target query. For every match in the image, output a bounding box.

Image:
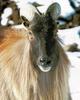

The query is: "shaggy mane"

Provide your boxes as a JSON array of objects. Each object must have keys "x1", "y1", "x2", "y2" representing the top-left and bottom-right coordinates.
[{"x1": 0, "y1": 27, "x2": 70, "y2": 100}]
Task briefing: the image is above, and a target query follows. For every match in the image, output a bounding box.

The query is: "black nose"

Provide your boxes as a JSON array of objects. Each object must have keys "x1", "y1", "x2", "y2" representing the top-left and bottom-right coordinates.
[{"x1": 39, "y1": 57, "x2": 51, "y2": 67}]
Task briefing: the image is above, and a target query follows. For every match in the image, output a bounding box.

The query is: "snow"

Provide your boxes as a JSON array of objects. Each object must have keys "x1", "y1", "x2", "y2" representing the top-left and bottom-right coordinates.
[
  {"x1": 58, "y1": 27, "x2": 80, "y2": 100},
  {"x1": 30, "y1": 0, "x2": 74, "y2": 16},
  {"x1": 14, "y1": 0, "x2": 75, "y2": 16},
  {"x1": 19, "y1": 3, "x2": 38, "y2": 21},
  {"x1": 1, "y1": 7, "x2": 13, "y2": 26},
  {"x1": 1, "y1": 7, "x2": 12, "y2": 18},
  {"x1": 67, "y1": 52, "x2": 80, "y2": 100},
  {"x1": 58, "y1": 26, "x2": 80, "y2": 48}
]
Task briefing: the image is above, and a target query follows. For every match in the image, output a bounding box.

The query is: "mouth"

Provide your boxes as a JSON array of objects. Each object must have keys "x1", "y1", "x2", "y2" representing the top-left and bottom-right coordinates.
[{"x1": 38, "y1": 65, "x2": 52, "y2": 72}]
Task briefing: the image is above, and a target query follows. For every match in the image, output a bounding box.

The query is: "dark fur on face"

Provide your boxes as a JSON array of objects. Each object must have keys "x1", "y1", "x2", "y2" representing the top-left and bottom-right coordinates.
[
  {"x1": 30, "y1": 13, "x2": 58, "y2": 56},
  {"x1": 24, "y1": 12, "x2": 60, "y2": 73}
]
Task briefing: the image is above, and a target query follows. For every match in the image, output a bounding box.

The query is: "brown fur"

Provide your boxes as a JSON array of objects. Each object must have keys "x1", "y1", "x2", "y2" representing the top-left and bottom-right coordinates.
[{"x1": 0, "y1": 26, "x2": 71, "y2": 100}]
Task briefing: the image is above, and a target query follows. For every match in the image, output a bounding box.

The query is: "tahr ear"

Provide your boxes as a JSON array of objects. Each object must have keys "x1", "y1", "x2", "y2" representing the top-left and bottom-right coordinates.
[{"x1": 46, "y1": 3, "x2": 61, "y2": 20}]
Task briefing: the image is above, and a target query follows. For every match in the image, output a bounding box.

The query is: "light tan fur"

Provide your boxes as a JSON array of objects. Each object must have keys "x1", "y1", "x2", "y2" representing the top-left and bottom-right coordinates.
[{"x1": 0, "y1": 26, "x2": 70, "y2": 100}]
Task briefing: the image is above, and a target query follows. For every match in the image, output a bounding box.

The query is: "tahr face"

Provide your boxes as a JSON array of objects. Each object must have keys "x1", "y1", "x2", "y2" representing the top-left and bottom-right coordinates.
[
  {"x1": 28, "y1": 14, "x2": 59, "y2": 72},
  {"x1": 21, "y1": 3, "x2": 61, "y2": 72}
]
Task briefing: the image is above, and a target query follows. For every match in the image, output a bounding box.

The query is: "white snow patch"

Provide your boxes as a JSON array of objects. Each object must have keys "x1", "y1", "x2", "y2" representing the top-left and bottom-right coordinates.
[
  {"x1": 58, "y1": 26, "x2": 80, "y2": 48},
  {"x1": 71, "y1": 93, "x2": 80, "y2": 100},
  {"x1": 19, "y1": 3, "x2": 38, "y2": 21},
  {"x1": 13, "y1": 0, "x2": 41, "y2": 21},
  {"x1": 8, "y1": 20, "x2": 14, "y2": 24},
  {"x1": 1, "y1": 18, "x2": 8, "y2": 26},
  {"x1": 1, "y1": 7, "x2": 13, "y2": 26},
  {"x1": 67, "y1": 52, "x2": 80, "y2": 100},
  {"x1": 1, "y1": 7, "x2": 12, "y2": 19},
  {"x1": 15, "y1": 0, "x2": 74, "y2": 16},
  {"x1": 13, "y1": 0, "x2": 75, "y2": 16}
]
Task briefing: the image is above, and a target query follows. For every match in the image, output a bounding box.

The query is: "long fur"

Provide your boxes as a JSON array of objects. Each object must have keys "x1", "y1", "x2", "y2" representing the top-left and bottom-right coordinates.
[{"x1": 0, "y1": 26, "x2": 70, "y2": 100}]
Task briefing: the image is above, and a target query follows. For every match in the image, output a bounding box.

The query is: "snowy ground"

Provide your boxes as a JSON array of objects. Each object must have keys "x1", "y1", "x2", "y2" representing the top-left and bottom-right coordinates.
[
  {"x1": 2, "y1": 0, "x2": 80, "y2": 100},
  {"x1": 58, "y1": 29, "x2": 80, "y2": 100}
]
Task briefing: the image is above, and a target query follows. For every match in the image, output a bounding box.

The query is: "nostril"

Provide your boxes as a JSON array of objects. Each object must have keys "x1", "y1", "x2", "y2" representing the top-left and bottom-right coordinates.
[
  {"x1": 40, "y1": 57, "x2": 51, "y2": 65},
  {"x1": 47, "y1": 60, "x2": 51, "y2": 64},
  {"x1": 40, "y1": 57, "x2": 46, "y2": 63}
]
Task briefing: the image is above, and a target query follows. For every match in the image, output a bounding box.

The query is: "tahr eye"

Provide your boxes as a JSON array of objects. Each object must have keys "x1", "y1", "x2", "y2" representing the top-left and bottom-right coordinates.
[
  {"x1": 21, "y1": 16, "x2": 30, "y2": 27},
  {"x1": 23, "y1": 22, "x2": 29, "y2": 27},
  {"x1": 29, "y1": 31, "x2": 32, "y2": 34}
]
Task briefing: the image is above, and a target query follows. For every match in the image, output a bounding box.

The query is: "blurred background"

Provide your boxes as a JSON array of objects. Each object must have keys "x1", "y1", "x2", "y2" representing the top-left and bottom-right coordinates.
[{"x1": 0, "y1": 0, "x2": 80, "y2": 100}]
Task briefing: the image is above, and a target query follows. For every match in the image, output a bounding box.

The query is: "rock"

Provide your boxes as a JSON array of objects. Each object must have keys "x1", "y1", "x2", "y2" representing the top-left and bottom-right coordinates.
[{"x1": 64, "y1": 43, "x2": 80, "y2": 52}]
